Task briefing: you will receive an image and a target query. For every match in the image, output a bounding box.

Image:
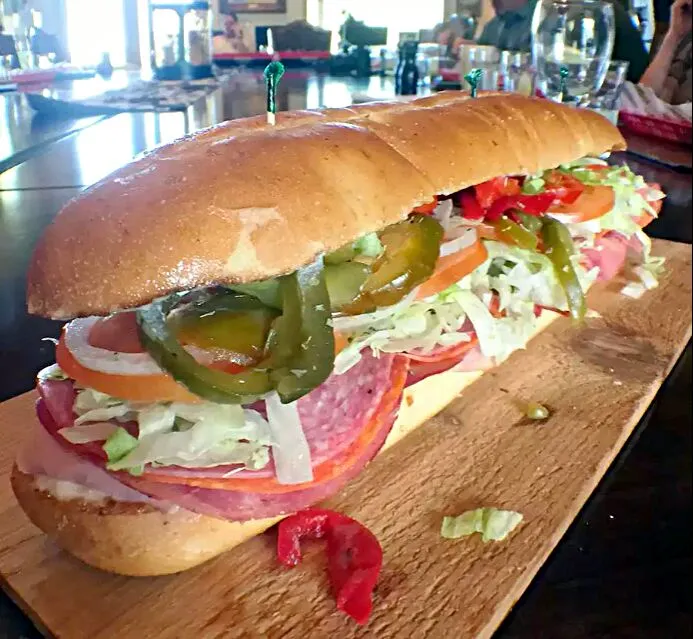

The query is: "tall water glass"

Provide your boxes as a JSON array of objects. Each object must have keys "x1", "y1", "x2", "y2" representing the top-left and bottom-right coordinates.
[{"x1": 532, "y1": 0, "x2": 615, "y2": 104}]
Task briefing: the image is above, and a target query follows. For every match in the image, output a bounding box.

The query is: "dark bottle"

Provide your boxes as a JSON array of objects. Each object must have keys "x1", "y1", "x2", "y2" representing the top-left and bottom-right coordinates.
[
  {"x1": 395, "y1": 40, "x2": 419, "y2": 95},
  {"x1": 96, "y1": 52, "x2": 114, "y2": 78}
]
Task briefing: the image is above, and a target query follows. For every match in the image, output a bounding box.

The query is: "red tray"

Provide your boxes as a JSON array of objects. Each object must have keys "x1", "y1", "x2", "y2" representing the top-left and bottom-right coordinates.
[
  {"x1": 439, "y1": 68, "x2": 460, "y2": 82},
  {"x1": 618, "y1": 111, "x2": 692, "y2": 146}
]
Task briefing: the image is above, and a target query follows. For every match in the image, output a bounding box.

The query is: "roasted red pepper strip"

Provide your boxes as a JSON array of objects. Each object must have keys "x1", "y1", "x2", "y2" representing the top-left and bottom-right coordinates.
[
  {"x1": 459, "y1": 190, "x2": 486, "y2": 219},
  {"x1": 475, "y1": 176, "x2": 521, "y2": 208},
  {"x1": 277, "y1": 508, "x2": 383, "y2": 625},
  {"x1": 486, "y1": 192, "x2": 556, "y2": 221}
]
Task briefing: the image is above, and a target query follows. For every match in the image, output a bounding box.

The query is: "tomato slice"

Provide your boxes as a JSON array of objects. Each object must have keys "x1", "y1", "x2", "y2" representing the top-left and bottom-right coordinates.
[
  {"x1": 333, "y1": 331, "x2": 349, "y2": 356},
  {"x1": 58, "y1": 311, "x2": 252, "y2": 404},
  {"x1": 475, "y1": 177, "x2": 521, "y2": 208},
  {"x1": 56, "y1": 336, "x2": 202, "y2": 403},
  {"x1": 548, "y1": 184, "x2": 615, "y2": 223},
  {"x1": 141, "y1": 356, "x2": 410, "y2": 493},
  {"x1": 542, "y1": 170, "x2": 585, "y2": 205},
  {"x1": 412, "y1": 196, "x2": 438, "y2": 215},
  {"x1": 416, "y1": 238, "x2": 488, "y2": 300}
]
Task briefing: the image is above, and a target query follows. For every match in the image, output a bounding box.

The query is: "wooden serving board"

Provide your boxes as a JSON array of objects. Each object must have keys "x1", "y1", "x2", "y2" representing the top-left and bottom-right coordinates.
[{"x1": 1, "y1": 239, "x2": 691, "y2": 639}]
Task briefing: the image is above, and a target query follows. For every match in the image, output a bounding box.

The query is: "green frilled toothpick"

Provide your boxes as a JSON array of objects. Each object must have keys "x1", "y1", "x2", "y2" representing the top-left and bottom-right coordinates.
[
  {"x1": 464, "y1": 68, "x2": 483, "y2": 98},
  {"x1": 264, "y1": 60, "x2": 285, "y2": 125},
  {"x1": 559, "y1": 65, "x2": 569, "y2": 101}
]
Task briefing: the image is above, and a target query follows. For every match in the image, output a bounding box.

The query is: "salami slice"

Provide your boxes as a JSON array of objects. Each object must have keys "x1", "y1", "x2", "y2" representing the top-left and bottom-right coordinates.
[
  {"x1": 143, "y1": 352, "x2": 398, "y2": 481},
  {"x1": 40, "y1": 352, "x2": 399, "y2": 482},
  {"x1": 37, "y1": 382, "x2": 136, "y2": 462},
  {"x1": 38, "y1": 379, "x2": 76, "y2": 431},
  {"x1": 116, "y1": 358, "x2": 408, "y2": 520},
  {"x1": 406, "y1": 340, "x2": 493, "y2": 386}
]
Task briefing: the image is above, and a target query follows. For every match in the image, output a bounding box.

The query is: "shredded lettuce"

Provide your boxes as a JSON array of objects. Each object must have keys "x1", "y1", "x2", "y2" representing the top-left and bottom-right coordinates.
[
  {"x1": 353, "y1": 232, "x2": 383, "y2": 258},
  {"x1": 37, "y1": 363, "x2": 68, "y2": 382},
  {"x1": 71, "y1": 388, "x2": 273, "y2": 474},
  {"x1": 441, "y1": 507, "x2": 523, "y2": 542},
  {"x1": 522, "y1": 177, "x2": 545, "y2": 194},
  {"x1": 475, "y1": 241, "x2": 598, "y2": 313},
  {"x1": 560, "y1": 161, "x2": 665, "y2": 241},
  {"x1": 333, "y1": 240, "x2": 571, "y2": 374},
  {"x1": 103, "y1": 427, "x2": 138, "y2": 464},
  {"x1": 60, "y1": 422, "x2": 119, "y2": 444},
  {"x1": 542, "y1": 159, "x2": 666, "y2": 292}
]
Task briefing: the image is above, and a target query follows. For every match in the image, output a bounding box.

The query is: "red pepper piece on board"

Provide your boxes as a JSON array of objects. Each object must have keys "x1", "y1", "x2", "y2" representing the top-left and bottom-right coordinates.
[
  {"x1": 486, "y1": 192, "x2": 556, "y2": 221},
  {"x1": 277, "y1": 508, "x2": 383, "y2": 625}
]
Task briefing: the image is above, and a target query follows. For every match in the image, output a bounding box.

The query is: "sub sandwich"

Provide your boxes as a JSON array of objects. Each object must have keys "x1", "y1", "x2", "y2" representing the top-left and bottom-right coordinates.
[{"x1": 11, "y1": 92, "x2": 665, "y2": 576}]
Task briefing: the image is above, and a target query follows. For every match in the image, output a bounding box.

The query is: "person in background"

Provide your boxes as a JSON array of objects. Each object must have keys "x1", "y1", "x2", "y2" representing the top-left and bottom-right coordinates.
[
  {"x1": 640, "y1": 0, "x2": 692, "y2": 104},
  {"x1": 212, "y1": 12, "x2": 250, "y2": 54},
  {"x1": 433, "y1": 15, "x2": 476, "y2": 58},
  {"x1": 477, "y1": 0, "x2": 650, "y2": 82}
]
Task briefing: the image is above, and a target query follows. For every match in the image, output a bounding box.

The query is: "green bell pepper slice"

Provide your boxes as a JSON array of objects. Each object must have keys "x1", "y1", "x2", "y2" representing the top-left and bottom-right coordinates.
[
  {"x1": 137, "y1": 290, "x2": 276, "y2": 403},
  {"x1": 270, "y1": 258, "x2": 335, "y2": 403},
  {"x1": 541, "y1": 217, "x2": 586, "y2": 321}
]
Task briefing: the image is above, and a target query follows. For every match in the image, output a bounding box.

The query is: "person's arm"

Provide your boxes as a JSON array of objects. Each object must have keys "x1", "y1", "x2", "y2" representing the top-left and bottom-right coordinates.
[{"x1": 640, "y1": 0, "x2": 693, "y2": 99}]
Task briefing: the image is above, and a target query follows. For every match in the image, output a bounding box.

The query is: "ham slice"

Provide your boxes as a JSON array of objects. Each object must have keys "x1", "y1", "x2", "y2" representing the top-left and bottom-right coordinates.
[
  {"x1": 16, "y1": 414, "x2": 168, "y2": 507},
  {"x1": 581, "y1": 231, "x2": 630, "y2": 281}
]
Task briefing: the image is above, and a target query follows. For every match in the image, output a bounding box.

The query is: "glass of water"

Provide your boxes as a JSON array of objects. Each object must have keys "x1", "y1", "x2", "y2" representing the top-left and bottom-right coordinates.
[
  {"x1": 590, "y1": 59, "x2": 629, "y2": 108},
  {"x1": 531, "y1": 0, "x2": 615, "y2": 104}
]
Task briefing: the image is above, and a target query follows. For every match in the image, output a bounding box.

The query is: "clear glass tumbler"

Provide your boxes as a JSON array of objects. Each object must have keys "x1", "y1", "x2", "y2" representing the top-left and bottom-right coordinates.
[{"x1": 531, "y1": 0, "x2": 615, "y2": 104}]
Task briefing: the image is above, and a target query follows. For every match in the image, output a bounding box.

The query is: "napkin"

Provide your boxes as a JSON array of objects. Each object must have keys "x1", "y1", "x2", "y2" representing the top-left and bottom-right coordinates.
[{"x1": 618, "y1": 82, "x2": 692, "y2": 122}]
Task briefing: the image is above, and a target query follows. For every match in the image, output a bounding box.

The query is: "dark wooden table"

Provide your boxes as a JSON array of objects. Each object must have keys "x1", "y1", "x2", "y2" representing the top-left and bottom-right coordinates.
[
  {"x1": 0, "y1": 72, "x2": 690, "y2": 638},
  {"x1": 0, "y1": 92, "x2": 105, "y2": 174}
]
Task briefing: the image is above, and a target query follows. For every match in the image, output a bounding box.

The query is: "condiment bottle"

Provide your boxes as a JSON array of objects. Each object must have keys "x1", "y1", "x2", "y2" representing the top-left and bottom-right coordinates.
[{"x1": 395, "y1": 40, "x2": 419, "y2": 96}]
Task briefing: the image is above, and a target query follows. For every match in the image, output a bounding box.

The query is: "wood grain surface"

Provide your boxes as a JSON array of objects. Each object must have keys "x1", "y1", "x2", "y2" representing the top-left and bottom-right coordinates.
[{"x1": 0, "y1": 239, "x2": 691, "y2": 639}]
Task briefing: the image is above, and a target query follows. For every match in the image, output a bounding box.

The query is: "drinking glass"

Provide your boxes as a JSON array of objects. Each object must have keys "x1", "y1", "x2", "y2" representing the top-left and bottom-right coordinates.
[
  {"x1": 531, "y1": 0, "x2": 615, "y2": 104},
  {"x1": 590, "y1": 59, "x2": 629, "y2": 108}
]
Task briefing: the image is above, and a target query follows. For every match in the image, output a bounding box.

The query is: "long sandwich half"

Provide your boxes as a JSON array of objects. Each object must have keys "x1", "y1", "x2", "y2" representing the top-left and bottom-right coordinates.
[{"x1": 12, "y1": 92, "x2": 664, "y2": 576}]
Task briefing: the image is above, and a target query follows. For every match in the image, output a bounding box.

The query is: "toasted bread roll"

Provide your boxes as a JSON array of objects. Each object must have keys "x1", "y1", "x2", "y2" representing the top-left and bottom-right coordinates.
[{"x1": 27, "y1": 94, "x2": 624, "y2": 319}]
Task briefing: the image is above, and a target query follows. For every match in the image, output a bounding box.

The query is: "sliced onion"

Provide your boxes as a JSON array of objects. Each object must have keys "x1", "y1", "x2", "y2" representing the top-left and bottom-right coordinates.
[
  {"x1": 265, "y1": 392, "x2": 313, "y2": 485},
  {"x1": 433, "y1": 198, "x2": 453, "y2": 231},
  {"x1": 64, "y1": 317, "x2": 220, "y2": 376},
  {"x1": 440, "y1": 227, "x2": 479, "y2": 257},
  {"x1": 59, "y1": 422, "x2": 119, "y2": 444},
  {"x1": 64, "y1": 317, "x2": 164, "y2": 376}
]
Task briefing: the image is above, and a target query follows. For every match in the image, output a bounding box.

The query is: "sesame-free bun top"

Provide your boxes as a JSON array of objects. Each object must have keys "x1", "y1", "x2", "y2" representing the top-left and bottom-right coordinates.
[{"x1": 27, "y1": 92, "x2": 625, "y2": 319}]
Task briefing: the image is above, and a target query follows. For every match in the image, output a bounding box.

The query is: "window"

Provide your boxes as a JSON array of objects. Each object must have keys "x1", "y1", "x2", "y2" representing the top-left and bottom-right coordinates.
[
  {"x1": 306, "y1": 0, "x2": 445, "y2": 51},
  {"x1": 65, "y1": 0, "x2": 126, "y2": 67}
]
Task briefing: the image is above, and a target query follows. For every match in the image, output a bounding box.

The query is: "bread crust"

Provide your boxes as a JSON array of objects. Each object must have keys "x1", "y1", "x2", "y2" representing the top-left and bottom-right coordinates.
[
  {"x1": 10, "y1": 465, "x2": 278, "y2": 576},
  {"x1": 27, "y1": 93, "x2": 625, "y2": 319}
]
